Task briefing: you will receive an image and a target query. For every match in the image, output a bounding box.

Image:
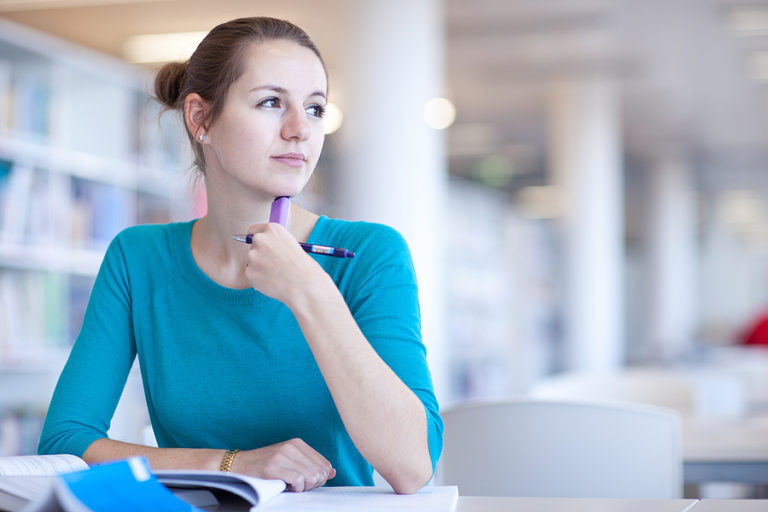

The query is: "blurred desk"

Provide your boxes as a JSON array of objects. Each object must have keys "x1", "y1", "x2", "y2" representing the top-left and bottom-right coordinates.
[
  {"x1": 456, "y1": 497, "x2": 698, "y2": 511},
  {"x1": 456, "y1": 498, "x2": 768, "y2": 511},
  {"x1": 683, "y1": 413, "x2": 768, "y2": 485},
  {"x1": 689, "y1": 500, "x2": 768, "y2": 511}
]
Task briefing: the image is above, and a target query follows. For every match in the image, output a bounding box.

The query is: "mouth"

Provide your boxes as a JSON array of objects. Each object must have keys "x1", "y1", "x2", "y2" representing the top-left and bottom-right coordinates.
[{"x1": 271, "y1": 153, "x2": 307, "y2": 167}]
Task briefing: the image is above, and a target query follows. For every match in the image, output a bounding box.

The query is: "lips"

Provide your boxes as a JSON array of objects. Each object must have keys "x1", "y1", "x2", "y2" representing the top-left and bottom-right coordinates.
[
  {"x1": 273, "y1": 152, "x2": 306, "y2": 161},
  {"x1": 271, "y1": 152, "x2": 307, "y2": 168}
]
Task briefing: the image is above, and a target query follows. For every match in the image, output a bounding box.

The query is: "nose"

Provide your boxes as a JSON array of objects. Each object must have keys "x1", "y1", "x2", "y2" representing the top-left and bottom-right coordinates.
[{"x1": 281, "y1": 106, "x2": 311, "y2": 142}]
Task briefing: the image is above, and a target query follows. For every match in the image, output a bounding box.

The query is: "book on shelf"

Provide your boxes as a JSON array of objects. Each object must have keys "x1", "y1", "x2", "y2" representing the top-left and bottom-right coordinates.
[
  {"x1": 0, "y1": 454, "x2": 459, "y2": 512},
  {"x1": 0, "y1": 271, "x2": 70, "y2": 364},
  {"x1": 0, "y1": 164, "x2": 34, "y2": 244},
  {"x1": 0, "y1": 60, "x2": 11, "y2": 133},
  {"x1": 8, "y1": 68, "x2": 50, "y2": 139}
]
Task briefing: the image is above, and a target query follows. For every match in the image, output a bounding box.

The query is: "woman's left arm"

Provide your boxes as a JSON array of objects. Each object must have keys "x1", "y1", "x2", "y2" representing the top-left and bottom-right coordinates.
[
  {"x1": 244, "y1": 223, "x2": 436, "y2": 494},
  {"x1": 292, "y1": 275, "x2": 432, "y2": 494}
]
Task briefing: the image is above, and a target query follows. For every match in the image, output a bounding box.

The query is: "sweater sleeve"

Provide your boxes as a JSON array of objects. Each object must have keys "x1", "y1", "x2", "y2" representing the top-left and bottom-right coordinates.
[
  {"x1": 38, "y1": 233, "x2": 137, "y2": 457},
  {"x1": 343, "y1": 225, "x2": 444, "y2": 474}
]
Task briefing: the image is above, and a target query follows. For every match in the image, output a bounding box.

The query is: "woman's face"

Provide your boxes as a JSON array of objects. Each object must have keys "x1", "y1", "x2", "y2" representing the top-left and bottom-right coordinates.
[{"x1": 205, "y1": 39, "x2": 327, "y2": 200}]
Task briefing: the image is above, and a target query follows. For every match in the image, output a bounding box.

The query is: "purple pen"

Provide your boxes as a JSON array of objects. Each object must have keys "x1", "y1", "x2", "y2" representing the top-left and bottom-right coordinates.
[
  {"x1": 232, "y1": 234, "x2": 355, "y2": 259},
  {"x1": 236, "y1": 196, "x2": 355, "y2": 258}
]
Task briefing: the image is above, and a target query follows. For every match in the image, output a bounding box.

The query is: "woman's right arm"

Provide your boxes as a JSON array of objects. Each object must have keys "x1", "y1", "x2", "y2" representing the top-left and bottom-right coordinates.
[
  {"x1": 83, "y1": 438, "x2": 335, "y2": 492},
  {"x1": 40, "y1": 231, "x2": 332, "y2": 491}
]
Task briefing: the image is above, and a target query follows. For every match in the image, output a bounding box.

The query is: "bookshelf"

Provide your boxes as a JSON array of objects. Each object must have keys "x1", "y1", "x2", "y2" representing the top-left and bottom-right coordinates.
[{"x1": 0, "y1": 19, "x2": 191, "y2": 454}]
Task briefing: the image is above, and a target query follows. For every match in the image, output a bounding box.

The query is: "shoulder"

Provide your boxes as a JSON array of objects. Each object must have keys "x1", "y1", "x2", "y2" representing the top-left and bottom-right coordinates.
[
  {"x1": 113, "y1": 221, "x2": 186, "y2": 244},
  {"x1": 104, "y1": 221, "x2": 192, "y2": 273},
  {"x1": 315, "y1": 218, "x2": 417, "y2": 295},
  {"x1": 111, "y1": 221, "x2": 190, "y2": 254},
  {"x1": 96, "y1": 222, "x2": 193, "y2": 299},
  {"x1": 317, "y1": 217, "x2": 411, "y2": 258}
]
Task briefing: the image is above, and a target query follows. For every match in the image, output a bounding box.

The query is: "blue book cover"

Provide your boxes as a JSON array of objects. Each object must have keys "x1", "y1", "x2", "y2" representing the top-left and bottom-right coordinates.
[{"x1": 28, "y1": 457, "x2": 202, "y2": 512}]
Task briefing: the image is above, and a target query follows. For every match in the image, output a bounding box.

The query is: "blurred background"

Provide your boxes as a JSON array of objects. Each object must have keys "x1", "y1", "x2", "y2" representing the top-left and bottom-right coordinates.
[{"x1": 1, "y1": 0, "x2": 768, "y2": 468}]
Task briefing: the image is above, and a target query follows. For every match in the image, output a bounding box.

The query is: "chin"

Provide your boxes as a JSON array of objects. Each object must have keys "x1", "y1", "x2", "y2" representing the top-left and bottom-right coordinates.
[{"x1": 273, "y1": 180, "x2": 312, "y2": 199}]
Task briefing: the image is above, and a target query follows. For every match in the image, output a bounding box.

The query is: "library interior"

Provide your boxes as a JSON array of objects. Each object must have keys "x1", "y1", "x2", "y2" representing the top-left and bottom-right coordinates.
[{"x1": 0, "y1": 0, "x2": 768, "y2": 505}]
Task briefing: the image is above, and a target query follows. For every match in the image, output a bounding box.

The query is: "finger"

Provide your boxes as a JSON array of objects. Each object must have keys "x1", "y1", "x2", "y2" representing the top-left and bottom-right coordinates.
[
  {"x1": 257, "y1": 455, "x2": 316, "y2": 491},
  {"x1": 246, "y1": 223, "x2": 269, "y2": 236},
  {"x1": 270, "y1": 443, "x2": 331, "y2": 491},
  {"x1": 284, "y1": 472, "x2": 307, "y2": 493},
  {"x1": 278, "y1": 464, "x2": 324, "y2": 492},
  {"x1": 283, "y1": 439, "x2": 334, "y2": 480}
]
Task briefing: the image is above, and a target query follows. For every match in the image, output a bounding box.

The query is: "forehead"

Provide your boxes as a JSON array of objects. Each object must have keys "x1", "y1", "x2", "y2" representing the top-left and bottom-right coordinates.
[{"x1": 237, "y1": 39, "x2": 327, "y2": 93}]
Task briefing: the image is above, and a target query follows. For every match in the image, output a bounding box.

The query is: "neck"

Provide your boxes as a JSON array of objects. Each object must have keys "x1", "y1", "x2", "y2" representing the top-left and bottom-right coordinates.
[
  {"x1": 193, "y1": 180, "x2": 319, "y2": 255},
  {"x1": 201, "y1": 195, "x2": 273, "y2": 244},
  {"x1": 188, "y1": 175, "x2": 319, "y2": 289}
]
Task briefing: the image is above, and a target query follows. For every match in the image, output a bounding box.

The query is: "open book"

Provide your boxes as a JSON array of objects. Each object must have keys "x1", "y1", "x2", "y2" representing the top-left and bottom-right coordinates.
[{"x1": 0, "y1": 454, "x2": 285, "y2": 511}]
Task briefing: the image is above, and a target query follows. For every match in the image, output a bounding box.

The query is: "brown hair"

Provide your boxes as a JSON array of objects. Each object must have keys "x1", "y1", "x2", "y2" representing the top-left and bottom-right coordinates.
[{"x1": 153, "y1": 17, "x2": 326, "y2": 173}]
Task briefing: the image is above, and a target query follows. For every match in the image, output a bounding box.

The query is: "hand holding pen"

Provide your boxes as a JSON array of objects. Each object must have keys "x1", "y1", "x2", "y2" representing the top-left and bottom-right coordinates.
[
  {"x1": 233, "y1": 196, "x2": 355, "y2": 259},
  {"x1": 233, "y1": 234, "x2": 355, "y2": 258}
]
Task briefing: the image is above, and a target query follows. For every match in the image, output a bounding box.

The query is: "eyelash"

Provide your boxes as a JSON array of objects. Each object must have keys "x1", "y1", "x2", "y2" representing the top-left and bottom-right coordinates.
[
  {"x1": 257, "y1": 97, "x2": 326, "y2": 119},
  {"x1": 308, "y1": 104, "x2": 326, "y2": 118}
]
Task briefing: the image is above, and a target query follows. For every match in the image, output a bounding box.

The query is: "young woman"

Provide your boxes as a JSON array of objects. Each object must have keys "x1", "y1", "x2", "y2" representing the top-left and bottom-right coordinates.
[{"x1": 38, "y1": 17, "x2": 443, "y2": 494}]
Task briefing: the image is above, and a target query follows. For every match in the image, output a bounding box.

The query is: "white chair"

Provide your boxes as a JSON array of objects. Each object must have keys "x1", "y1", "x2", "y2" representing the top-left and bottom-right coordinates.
[
  {"x1": 435, "y1": 399, "x2": 682, "y2": 498},
  {"x1": 529, "y1": 367, "x2": 696, "y2": 414}
]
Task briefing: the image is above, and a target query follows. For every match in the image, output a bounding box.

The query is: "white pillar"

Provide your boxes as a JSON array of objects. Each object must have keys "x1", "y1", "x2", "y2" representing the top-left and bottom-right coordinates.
[
  {"x1": 336, "y1": 0, "x2": 449, "y2": 401},
  {"x1": 548, "y1": 77, "x2": 624, "y2": 371},
  {"x1": 646, "y1": 152, "x2": 696, "y2": 359}
]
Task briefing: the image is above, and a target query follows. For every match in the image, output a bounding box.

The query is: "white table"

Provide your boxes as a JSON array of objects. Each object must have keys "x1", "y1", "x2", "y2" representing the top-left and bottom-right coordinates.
[
  {"x1": 456, "y1": 497, "x2": 768, "y2": 512},
  {"x1": 689, "y1": 500, "x2": 768, "y2": 511},
  {"x1": 683, "y1": 413, "x2": 768, "y2": 485},
  {"x1": 456, "y1": 497, "x2": 699, "y2": 512}
]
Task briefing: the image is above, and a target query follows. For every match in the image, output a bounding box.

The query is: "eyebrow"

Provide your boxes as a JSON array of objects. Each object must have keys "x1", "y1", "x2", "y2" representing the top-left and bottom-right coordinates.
[{"x1": 249, "y1": 85, "x2": 327, "y2": 100}]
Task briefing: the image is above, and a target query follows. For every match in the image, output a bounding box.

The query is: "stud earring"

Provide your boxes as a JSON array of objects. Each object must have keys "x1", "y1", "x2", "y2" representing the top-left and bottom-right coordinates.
[{"x1": 199, "y1": 134, "x2": 207, "y2": 142}]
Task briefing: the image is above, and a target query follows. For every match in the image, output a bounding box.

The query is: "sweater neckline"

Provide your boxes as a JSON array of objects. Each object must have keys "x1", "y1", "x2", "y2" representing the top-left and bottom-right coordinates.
[{"x1": 177, "y1": 216, "x2": 328, "y2": 304}]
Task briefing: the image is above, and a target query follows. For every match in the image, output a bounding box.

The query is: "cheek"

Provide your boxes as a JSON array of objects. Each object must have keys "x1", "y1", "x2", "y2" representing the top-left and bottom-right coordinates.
[
  {"x1": 308, "y1": 138, "x2": 324, "y2": 170},
  {"x1": 220, "y1": 122, "x2": 268, "y2": 153},
  {"x1": 311, "y1": 130, "x2": 325, "y2": 158}
]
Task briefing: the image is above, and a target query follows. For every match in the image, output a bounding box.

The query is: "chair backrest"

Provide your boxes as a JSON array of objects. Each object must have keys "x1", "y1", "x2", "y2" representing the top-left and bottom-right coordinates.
[
  {"x1": 435, "y1": 399, "x2": 682, "y2": 498},
  {"x1": 528, "y1": 368, "x2": 695, "y2": 414}
]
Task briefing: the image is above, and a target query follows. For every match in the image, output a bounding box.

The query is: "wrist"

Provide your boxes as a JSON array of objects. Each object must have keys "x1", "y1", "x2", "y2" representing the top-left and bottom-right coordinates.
[
  {"x1": 285, "y1": 267, "x2": 337, "y2": 314},
  {"x1": 219, "y1": 449, "x2": 240, "y2": 472}
]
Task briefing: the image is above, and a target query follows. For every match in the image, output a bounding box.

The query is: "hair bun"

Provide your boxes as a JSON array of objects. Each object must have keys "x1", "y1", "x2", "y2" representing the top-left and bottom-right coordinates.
[{"x1": 153, "y1": 61, "x2": 188, "y2": 108}]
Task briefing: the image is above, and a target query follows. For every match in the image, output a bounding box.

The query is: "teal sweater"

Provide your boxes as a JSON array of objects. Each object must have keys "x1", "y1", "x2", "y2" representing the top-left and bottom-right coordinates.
[{"x1": 39, "y1": 217, "x2": 443, "y2": 486}]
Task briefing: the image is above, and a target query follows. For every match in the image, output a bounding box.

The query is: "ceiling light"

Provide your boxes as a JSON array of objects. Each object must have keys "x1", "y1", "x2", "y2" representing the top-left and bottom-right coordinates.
[
  {"x1": 719, "y1": 190, "x2": 767, "y2": 226},
  {"x1": 122, "y1": 31, "x2": 207, "y2": 64},
  {"x1": 0, "y1": 0, "x2": 160, "y2": 11},
  {"x1": 424, "y1": 97, "x2": 456, "y2": 130},
  {"x1": 323, "y1": 103, "x2": 343, "y2": 135},
  {"x1": 725, "y1": 7, "x2": 768, "y2": 35}
]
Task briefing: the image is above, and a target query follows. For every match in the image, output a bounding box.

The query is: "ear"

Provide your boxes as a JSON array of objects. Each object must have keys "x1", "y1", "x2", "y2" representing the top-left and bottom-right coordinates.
[{"x1": 184, "y1": 93, "x2": 209, "y2": 142}]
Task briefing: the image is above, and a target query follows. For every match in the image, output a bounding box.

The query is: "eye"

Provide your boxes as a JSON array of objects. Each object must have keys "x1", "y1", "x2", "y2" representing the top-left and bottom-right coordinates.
[
  {"x1": 306, "y1": 104, "x2": 326, "y2": 119},
  {"x1": 258, "y1": 97, "x2": 281, "y2": 109}
]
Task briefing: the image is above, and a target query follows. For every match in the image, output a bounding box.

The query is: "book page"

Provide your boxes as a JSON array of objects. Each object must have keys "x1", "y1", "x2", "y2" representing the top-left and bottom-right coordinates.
[
  {"x1": 0, "y1": 455, "x2": 88, "y2": 476},
  {"x1": 0, "y1": 475, "x2": 55, "y2": 503},
  {"x1": 0, "y1": 490, "x2": 29, "y2": 512},
  {"x1": 155, "y1": 470, "x2": 286, "y2": 507}
]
